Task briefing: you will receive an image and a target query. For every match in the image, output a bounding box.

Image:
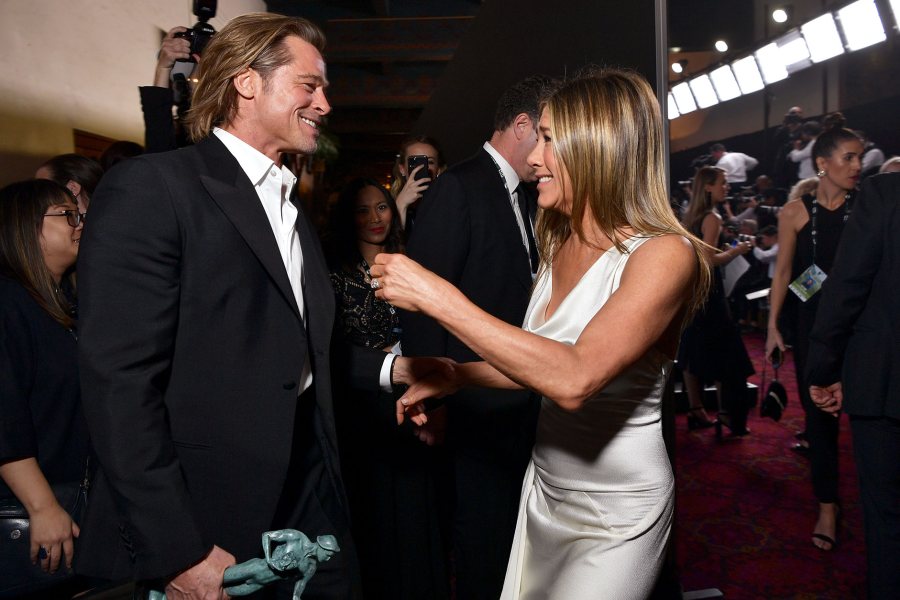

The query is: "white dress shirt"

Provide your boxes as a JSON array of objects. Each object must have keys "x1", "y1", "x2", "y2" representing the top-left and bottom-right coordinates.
[
  {"x1": 483, "y1": 142, "x2": 533, "y2": 253},
  {"x1": 716, "y1": 151, "x2": 759, "y2": 183}
]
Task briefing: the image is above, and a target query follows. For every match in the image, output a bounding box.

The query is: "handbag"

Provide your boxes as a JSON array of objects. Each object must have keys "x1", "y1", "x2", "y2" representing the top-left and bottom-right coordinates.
[{"x1": 0, "y1": 462, "x2": 90, "y2": 599}]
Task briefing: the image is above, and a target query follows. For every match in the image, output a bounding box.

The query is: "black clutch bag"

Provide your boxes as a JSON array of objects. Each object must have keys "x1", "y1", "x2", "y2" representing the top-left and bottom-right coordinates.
[{"x1": 0, "y1": 470, "x2": 89, "y2": 599}]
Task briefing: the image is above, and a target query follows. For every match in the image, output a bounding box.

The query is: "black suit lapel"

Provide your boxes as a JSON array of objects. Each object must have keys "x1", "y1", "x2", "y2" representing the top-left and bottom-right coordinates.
[
  {"x1": 292, "y1": 195, "x2": 334, "y2": 355},
  {"x1": 196, "y1": 137, "x2": 302, "y2": 319}
]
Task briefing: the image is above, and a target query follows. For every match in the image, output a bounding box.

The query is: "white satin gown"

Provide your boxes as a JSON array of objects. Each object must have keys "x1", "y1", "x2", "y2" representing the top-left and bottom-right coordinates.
[{"x1": 500, "y1": 236, "x2": 674, "y2": 600}]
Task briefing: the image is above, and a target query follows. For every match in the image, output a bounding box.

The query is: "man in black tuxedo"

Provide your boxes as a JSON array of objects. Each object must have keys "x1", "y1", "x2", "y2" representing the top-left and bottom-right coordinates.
[
  {"x1": 805, "y1": 173, "x2": 900, "y2": 599},
  {"x1": 401, "y1": 76, "x2": 555, "y2": 600},
  {"x1": 77, "y1": 14, "x2": 431, "y2": 599}
]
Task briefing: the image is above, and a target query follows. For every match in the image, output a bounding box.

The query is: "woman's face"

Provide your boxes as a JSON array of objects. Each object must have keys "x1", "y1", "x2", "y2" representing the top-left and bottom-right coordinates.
[
  {"x1": 354, "y1": 185, "x2": 392, "y2": 246},
  {"x1": 528, "y1": 108, "x2": 572, "y2": 214},
  {"x1": 818, "y1": 138, "x2": 864, "y2": 192},
  {"x1": 400, "y1": 143, "x2": 440, "y2": 179},
  {"x1": 40, "y1": 199, "x2": 83, "y2": 277},
  {"x1": 704, "y1": 171, "x2": 728, "y2": 204}
]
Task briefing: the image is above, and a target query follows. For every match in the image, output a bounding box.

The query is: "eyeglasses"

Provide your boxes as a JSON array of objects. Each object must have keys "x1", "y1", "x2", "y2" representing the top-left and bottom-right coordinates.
[{"x1": 43, "y1": 210, "x2": 86, "y2": 228}]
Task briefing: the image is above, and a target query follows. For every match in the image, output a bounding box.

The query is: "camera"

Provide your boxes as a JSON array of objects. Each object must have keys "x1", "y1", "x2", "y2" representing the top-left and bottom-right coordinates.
[{"x1": 174, "y1": 0, "x2": 217, "y2": 60}]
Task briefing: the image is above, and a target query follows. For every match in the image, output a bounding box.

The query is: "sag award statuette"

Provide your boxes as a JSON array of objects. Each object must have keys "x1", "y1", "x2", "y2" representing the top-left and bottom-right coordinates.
[{"x1": 147, "y1": 530, "x2": 339, "y2": 600}]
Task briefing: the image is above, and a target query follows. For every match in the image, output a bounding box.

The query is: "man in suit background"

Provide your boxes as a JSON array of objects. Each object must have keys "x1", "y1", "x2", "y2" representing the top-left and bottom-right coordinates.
[
  {"x1": 401, "y1": 75, "x2": 555, "y2": 600},
  {"x1": 77, "y1": 14, "x2": 433, "y2": 599},
  {"x1": 805, "y1": 173, "x2": 900, "y2": 599}
]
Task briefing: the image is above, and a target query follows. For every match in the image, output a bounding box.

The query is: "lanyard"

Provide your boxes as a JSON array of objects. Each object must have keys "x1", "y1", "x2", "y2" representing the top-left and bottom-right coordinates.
[{"x1": 810, "y1": 192, "x2": 851, "y2": 265}]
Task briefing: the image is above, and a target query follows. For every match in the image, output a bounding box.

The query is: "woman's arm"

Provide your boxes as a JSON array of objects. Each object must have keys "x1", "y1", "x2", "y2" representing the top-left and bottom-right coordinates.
[
  {"x1": 699, "y1": 212, "x2": 751, "y2": 266},
  {"x1": 376, "y1": 234, "x2": 697, "y2": 411},
  {"x1": 766, "y1": 200, "x2": 805, "y2": 358},
  {"x1": 0, "y1": 458, "x2": 79, "y2": 573}
]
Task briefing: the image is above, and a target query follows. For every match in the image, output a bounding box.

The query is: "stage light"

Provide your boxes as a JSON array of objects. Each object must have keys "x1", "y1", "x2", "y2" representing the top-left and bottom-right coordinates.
[
  {"x1": 731, "y1": 55, "x2": 765, "y2": 94},
  {"x1": 710, "y1": 65, "x2": 742, "y2": 101},
  {"x1": 777, "y1": 30, "x2": 812, "y2": 73},
  {"x1": 667, "y1": 93, "x2": 680, "y2": 120},
  {"x1": 754, "y1": 43, "x2": 789, "y2": 84},
  {"x1": 837, "y1": 0, "x2": 886, "y2": 51},
  {"x1": 689, "y1": 75, "x2": 719, "y2": 108},
  {"x1": 715, "y1": 40, "x2": 729, "y2": 52},
  {"x1": 671, "y1": 82, "x2": 697, "y2": 114},
  {"x1": 801, "y1": 13, "x2": 845, "y2": 63},
  {"x1": 772, "y1": 8, "x2": 789, "y2": 23}
]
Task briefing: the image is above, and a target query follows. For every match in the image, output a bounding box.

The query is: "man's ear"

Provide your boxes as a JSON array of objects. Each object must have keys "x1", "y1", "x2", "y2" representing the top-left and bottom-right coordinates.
[
  {"x1": 65, "y1": 181, "x2": 82, "y2": 199},
  {"x1": 233, "y1": 68, "x2": 258, "y2": 100},
  {"x1": 513, "y1": 113, "x2": 533, "y2": 141}
]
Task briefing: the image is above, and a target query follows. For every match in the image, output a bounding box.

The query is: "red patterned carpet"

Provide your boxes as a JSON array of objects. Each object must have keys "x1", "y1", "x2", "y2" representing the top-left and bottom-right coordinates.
[{"x1": 674, "y1": 330, "x2": 865, "y2": 599}]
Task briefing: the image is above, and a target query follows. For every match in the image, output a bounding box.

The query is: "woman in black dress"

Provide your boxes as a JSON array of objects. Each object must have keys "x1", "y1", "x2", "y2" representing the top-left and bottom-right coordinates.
[
  {"x1": 0, "y1": 180, "x2": 90, "y2": 594},
  {"x1": 679, "y1": 166, "x2": 755, "y2": 435},
  {"x1": 766, "y1": 127, "x2": 864, "y2": 551},
  {"x1": 327, "y1": 178, "x2": 448, "y2": 599}
]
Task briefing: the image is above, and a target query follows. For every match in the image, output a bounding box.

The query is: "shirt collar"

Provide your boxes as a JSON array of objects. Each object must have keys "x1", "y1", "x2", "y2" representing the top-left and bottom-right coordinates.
[
  {"x1": 214, "y1": 127, "x2": 280, "y2": 188},
  {"x1": 483, "y1": 141, "x2": 520, "y2": 194}
]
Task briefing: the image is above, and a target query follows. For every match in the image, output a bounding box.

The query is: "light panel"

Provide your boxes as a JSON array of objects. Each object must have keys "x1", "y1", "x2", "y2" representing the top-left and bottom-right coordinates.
[
  {"x1": 671, "y1": 82, "x2": 697, "y2": 115},
  {"x1": 754, "y1": 43, "x2": 788, "y2": 84},
  {"x1": 731, "y1": 56, "x2": 765, "y2": 94},
  {"x1": 689, "y1": 75, "x2": 719, "y2": 108},
  {"x1": 667, "y1": 93, "x2": 680, "y2": 120},
  {"x1": 710, "y1": 65, "x2": 742, "y2": 101},
  {"x1": 801, "y1": 13, "x2": 845, "y2": 63},
  {"x1": 837, "y1": 0, "x2": 886, "y2": 51},
  {"x1": 777, "y1": 30, "x2": 812, "y2": 73},
  {"x1": 892, "y1": 0, "x2": 900, "y2": 28}
]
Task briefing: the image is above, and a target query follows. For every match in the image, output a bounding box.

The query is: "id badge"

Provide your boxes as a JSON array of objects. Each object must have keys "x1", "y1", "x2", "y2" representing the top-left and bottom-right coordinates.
[{"x1": 789, "y1": 263, "x2": 827, "y2": 302}]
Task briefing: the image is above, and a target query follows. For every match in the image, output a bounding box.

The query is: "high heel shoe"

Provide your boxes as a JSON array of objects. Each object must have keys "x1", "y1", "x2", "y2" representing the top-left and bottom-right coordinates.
[
  {"x1": 687, "y1": 407, "x2": 717, "y2": 431},
  {"x1": 717, "y1": 411, "x2": 750, "y2": 436}
]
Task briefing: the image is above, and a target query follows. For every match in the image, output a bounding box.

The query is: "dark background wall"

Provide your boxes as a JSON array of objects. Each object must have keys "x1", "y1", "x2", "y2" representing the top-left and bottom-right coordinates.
[{"x1": 413, "y1": 0, "x2": 660, "y2": 166}]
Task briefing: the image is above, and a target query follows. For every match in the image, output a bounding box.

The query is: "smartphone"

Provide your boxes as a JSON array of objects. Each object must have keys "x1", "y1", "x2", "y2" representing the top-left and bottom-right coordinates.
[{"x1": 407, "y1": 155, "x2": 431, "y2": 182}]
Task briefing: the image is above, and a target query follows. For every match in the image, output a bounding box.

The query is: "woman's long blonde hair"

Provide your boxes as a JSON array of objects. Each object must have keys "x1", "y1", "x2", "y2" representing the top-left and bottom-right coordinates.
[{"x1": 537, "y1": 67, "x2": 711, "y2": 316}]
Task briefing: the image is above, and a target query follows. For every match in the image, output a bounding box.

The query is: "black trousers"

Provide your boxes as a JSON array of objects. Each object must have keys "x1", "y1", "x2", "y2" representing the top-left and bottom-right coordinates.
[
  {"x1": 266, "y1": 389, "x2": 362, "y2": 600},
  {"x1": 794, "y1": 326, "x2": 840, "y2": 504},
  {"x1": 850, "y1": 415, "x2": 900, "y2": 600}
]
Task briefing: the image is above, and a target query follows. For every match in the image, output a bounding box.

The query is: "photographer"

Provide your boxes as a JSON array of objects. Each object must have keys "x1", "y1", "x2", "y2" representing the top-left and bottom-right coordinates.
[{"x1": 140, "y1": 27, "x2": 193, "y2": 153}]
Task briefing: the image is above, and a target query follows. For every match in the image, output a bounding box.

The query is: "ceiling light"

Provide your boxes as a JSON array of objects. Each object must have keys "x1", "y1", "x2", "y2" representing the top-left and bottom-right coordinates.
[
  {"x1": 689, "y1": 75, "x2": 719, "y2": 108},
  {"x1": 715, "y1": 40, "x2": 729, "y2": 52},
  {"x1": 672, "y1": 62, "x2": 683, "y2": 74},
  {"x1": 837, "y1": 0, "x2": 886, "y2": 51},
  {"x1": 710, "y1": 65, "x2": 742, "y2": 101},
  {"x1": 671, "y1": 82, "x2": 697, "y2": 115},
  {"x1": 667, "y1": 93, "x2": 680, "y2": 120},
  {"x1": 772, "y1": 8, "x2": 789, "y2": 23},
  {"x1": 801, "y1": 13, "x2": 845, "y2": 63},
  {"x1": 731, "y1": 55, "x2": 765, "y2": 94},
  {"x1": 754, "y1": 43, "x2": 789, "y2": 84}
]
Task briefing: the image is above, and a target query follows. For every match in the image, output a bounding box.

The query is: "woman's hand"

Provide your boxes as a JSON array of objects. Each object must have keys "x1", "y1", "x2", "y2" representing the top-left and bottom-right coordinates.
[
  {"x1": 397, "y1": 363, "x2": 463, "y2": 426},
  {"x1": 29, "y1": 501, "x2": 79, "y2": 573},
  {"x1": 370, "y1": 253, "x2": 448, "y2": 314},
  {"x1": 394, "y1": 167, "x2": 431, "y2": 222},
  {"x1": 765, "y1": 327, "x2": 785, "y2": 362}
]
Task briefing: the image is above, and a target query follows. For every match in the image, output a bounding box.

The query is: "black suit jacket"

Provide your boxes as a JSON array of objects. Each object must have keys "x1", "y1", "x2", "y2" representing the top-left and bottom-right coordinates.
[
  {"x1": 805, "y1": 173, "x2": 900, "y2": 419},
  {"x1": 402, "y1": 147, "x2": 536, "y2": 415},
  {"x1": 76, "y1": 136, "x2": 382, "y2": 580}
]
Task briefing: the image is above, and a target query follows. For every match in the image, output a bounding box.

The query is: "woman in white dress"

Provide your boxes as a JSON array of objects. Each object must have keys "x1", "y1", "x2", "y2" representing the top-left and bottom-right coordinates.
[{"x1": 371, "y1": 68, "x2": 710, "y2": 599}]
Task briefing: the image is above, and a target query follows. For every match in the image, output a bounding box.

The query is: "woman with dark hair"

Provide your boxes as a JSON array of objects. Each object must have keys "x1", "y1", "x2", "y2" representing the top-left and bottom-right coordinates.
[
  {"x1": 371, "y1": 68, "x2": 710, "y2": 600},
  {"x1": 389, "y1": 135, "x2": 445, "y2": 233},
  {"x1": 326, "y1": 177, "x2": 448, "y2": 599},
  {"x1": 34, "y1": 154, "x2": 103, "y2": 213},
  {"x1": 767, "y1": 125, "x2": 863, "y2": 551},
  {"x1": 0, "y1": 179, "x2": 90, "y2": 594},
  {"x1": 678, "y1": 166, "x2": 755, "y2": 435}
]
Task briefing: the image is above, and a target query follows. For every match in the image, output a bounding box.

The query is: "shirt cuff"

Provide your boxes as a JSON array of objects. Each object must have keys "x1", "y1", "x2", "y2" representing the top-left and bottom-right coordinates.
[{"x1": 379, "y1": 354, "x2": 396, "y2": 392}]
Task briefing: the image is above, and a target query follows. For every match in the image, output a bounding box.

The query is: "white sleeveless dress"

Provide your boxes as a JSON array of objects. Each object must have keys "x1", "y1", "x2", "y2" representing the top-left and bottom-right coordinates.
[{"x1": 500, "y1": 236, "x2": 674, "y2": 600}]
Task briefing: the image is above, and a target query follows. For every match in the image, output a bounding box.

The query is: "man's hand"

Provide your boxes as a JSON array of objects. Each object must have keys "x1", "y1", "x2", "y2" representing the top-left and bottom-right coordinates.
[
  {"x1": 165, "y1": 545, "x2": 236, "y2": 600},
  {"x1": 391, "y1": 357, "x2": 458, "y2": 425},
  {"x1": 809, "y1": 382, "x2": 843, "y2": 416}
]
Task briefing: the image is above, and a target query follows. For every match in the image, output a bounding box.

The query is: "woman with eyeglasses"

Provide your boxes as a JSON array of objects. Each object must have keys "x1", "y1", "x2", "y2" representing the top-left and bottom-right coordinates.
[{"x1": 0, "y1": 179, "x2": 91, "y2": 595}]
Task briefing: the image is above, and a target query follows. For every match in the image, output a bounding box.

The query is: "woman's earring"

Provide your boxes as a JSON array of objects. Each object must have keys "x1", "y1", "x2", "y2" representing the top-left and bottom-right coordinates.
[{"x1": 816, "y1": 169, "x2": 826, "y2": 178}]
